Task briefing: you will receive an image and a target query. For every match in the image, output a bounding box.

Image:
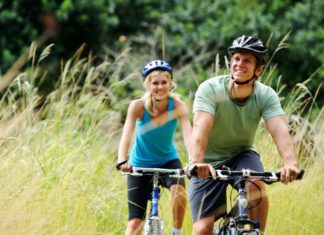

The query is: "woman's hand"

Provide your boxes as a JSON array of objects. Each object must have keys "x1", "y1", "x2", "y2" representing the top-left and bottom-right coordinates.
[{"x1": 116, "y1": 160, "x2": 132, "y2": 172}]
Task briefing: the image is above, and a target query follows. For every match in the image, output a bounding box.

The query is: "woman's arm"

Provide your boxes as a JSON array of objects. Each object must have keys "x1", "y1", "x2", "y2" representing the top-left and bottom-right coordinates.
[
  {"x1": 175, "y1": 100, "x2": 192, "y2": 158},
  {"x1": 117, "y1": 100, "x2": 143, "y2": 171}
]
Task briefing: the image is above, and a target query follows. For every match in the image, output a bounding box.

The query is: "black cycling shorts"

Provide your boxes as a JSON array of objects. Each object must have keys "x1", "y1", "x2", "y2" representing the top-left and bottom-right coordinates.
[
  {"x1": 127, "y1": 159, "x2": 185, "y2": 220},
  {"x1": 188, "y1": 150, "x2": 264, "y2": 222}
]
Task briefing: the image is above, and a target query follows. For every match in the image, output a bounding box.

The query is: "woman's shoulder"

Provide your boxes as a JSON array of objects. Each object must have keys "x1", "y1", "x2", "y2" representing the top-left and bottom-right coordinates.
[
  {"x1": 173, "y1": 98, "x2": 189, "y2": 118},
  {"x1": 128, "y1": 99, "x2": 145, "y2": 118},
  {"x1": 173, "y1": 97, "x2": 186, "y2": 108},
  {"x1": 130, "y1": 98, "x2": 145, "y2": 107}
]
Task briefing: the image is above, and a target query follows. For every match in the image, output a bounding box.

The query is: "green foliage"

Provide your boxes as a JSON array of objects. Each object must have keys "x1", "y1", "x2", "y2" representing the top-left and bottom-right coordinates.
[
  {"x1": 0, "y1": 0, "x2": 40, "y2": 71},
  {"x1": 271, "y1": 1, "x2": 324, "y2": 98},
  {"x1": 0, "y1": 0, "x2": 323, "y2": 105}
]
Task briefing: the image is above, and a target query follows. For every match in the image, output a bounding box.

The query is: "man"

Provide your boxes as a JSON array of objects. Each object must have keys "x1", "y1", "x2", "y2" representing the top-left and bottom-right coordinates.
[{"x1": 189, "y1": 35, "x2": 299, "y2": 234}]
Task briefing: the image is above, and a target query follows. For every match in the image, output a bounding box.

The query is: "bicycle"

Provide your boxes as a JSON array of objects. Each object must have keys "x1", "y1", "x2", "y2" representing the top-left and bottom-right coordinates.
[
  {"x1": 189, "y1": 167, "x2": 305, "y2": 235},
  {"x1": 126, "y1": 166, "x2": 186, "y2": 235}
]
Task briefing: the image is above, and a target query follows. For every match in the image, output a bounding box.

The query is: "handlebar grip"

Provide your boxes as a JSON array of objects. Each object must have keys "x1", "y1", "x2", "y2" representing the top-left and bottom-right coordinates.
[
  {"x1": 296, "y1": 169, "x2": 305, "y2": 180},
  {"x1": 275, "y1": 169, "x2": 305, "y2": 180},
  {"x1": 116, "y1": 160, "x2": 127, "y2": 170},
  {"x1": 187, "y1": 165, "x2": 198, "y2": 178}
]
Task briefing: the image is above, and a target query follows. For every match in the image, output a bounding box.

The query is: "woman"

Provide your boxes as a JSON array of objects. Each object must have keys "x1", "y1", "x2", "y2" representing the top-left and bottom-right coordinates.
[{"x1": 117, "y1": 60, "x2": 191, "y2": 235}]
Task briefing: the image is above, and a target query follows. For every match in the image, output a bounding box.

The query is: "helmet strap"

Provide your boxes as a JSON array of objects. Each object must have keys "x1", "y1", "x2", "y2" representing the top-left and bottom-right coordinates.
[{"x1": 231, "y1": 76, "x2": 255, "y2": 85}]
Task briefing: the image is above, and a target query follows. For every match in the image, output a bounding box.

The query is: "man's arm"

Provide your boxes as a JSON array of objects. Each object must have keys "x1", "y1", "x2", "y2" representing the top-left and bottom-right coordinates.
[
  {"x1": 190, "y1": 111, "x2": 216, "y2": 179},
  {"x1": 265, "y1": 115, "x2": 299, "y2": 184}
]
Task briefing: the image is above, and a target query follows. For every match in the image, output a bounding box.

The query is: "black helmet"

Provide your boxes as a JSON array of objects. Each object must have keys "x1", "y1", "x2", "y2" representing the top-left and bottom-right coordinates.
[
  {"x1": 142, "y1": 60, "x2": 173, "y2": 80},
  {"x1": 228, "y1": 35, "x2": 268, "y2": 64}
]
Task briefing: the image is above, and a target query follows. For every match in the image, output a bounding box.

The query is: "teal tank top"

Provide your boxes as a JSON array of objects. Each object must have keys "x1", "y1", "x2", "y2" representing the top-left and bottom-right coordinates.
[{"x1": 129, "y1": 98, "x2": 179, "y2": 167}]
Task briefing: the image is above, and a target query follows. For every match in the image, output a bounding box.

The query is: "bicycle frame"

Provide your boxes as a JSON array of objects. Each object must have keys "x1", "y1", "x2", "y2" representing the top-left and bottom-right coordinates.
[
  {"x1": 144, "y1": 171, "x2": 164, "y2": 235},
  {"x1": 197, "y1": 168, "x2": 305, "y2": 235},
  {"x1": 128, "y1": 167, "x2": 185, "y2": 235},
  {"x1": 151, "y1": 172, "x2": 160, "y2": 217}
]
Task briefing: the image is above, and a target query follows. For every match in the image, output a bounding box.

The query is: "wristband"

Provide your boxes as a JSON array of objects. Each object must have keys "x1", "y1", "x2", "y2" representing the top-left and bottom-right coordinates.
[{"x1": 116, "y1": 160, "x2": 127, "y2": 170}]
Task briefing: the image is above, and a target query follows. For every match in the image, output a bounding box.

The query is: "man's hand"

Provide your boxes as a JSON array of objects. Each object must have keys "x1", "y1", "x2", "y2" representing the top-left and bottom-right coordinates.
[
  {"x1": 280, "y1": 163, "x2": 299, "y2": 184},
  {"x1": 185, "y1": 163, "x2": 217, "y2": 180}
]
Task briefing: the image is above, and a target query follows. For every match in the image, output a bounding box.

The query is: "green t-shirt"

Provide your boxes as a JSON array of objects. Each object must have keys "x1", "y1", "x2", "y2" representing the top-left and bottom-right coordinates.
[{"x1": 193, "y1": 75, "x2": 285, "y2": 167}]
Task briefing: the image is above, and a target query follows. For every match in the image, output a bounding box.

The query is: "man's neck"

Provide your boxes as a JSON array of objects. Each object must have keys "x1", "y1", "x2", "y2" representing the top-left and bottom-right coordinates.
[{"x1": 229, "y1": 79, "x2": 254, "y2": 102}]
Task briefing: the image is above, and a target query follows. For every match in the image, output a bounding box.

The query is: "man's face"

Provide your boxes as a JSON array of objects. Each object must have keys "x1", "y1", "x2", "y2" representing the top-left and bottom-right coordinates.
[{"x1": 231, "y1": 52, "x2": 263, "y2": 82}]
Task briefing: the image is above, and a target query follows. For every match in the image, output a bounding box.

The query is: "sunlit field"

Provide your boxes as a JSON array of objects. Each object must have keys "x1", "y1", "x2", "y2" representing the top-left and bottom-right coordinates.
[{"x1": 0, "y1": 45, "x2": 323, "y2": 235}]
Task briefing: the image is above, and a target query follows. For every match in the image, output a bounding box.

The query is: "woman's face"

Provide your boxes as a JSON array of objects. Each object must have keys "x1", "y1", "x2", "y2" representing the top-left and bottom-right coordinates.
[{"x1": 149, "y1": 72, "x2": 172, "y2": 101}]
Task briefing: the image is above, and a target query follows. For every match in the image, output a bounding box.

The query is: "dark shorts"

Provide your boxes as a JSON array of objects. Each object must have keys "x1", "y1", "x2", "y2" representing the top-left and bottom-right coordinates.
[
  {"x1": 127, "y1": 159, "x2": 185, "y2": 220},
  {"x1": 188, "y1": 150, "x2": 264, "y2": 222}
]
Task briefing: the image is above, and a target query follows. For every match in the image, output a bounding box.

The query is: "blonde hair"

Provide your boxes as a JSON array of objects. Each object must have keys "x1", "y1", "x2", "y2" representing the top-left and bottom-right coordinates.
[{"x1": 143, "y1": 70, "x2": 180, "y2": 116}]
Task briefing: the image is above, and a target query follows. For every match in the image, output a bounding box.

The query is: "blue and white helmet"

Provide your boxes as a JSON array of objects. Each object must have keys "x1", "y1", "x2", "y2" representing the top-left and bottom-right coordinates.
[
  {"x1": 142, "y1": 60, "x2": 173, "y2": 79},
  {"x1": 228, "y1": 35, "x2": 268, "y2": 64}
]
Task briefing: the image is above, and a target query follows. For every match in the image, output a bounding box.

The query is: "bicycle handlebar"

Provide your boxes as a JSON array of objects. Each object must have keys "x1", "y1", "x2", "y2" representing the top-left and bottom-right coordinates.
[
  {"x1": 126, "y1": 167, "x2": 185, "y2": 178},
  {"x1": 188, "y1": 166, "x2": 305, "y2": 184}
]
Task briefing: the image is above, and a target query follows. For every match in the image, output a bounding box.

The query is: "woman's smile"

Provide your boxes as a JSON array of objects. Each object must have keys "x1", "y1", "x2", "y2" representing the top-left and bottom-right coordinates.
[{"x1": 150, "y1": 73, "x2": 171, "y2": 101}]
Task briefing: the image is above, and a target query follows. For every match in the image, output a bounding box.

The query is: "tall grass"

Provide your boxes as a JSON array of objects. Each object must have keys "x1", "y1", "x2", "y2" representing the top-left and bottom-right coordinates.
[
  {"x1": 0, "y1": 43, "x2": 323, "y2": 235},
  {"x1": 0, "y1": 45, "x2": 130, "y2": 234}
]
